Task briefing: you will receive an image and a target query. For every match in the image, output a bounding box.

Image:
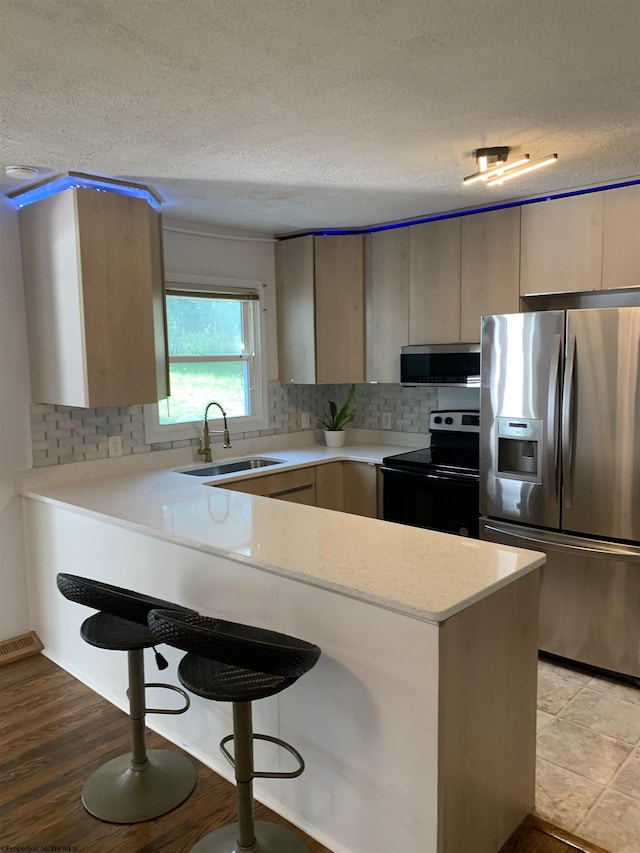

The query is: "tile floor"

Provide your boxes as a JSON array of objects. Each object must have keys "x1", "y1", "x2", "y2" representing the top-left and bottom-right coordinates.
[{"x1": 536, "y1": 658, "x2": 640, "y2": 853}]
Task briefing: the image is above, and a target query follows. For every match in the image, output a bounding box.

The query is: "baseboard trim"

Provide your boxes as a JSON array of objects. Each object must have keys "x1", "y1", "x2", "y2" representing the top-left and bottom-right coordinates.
[{"x1": 0, "y1": 631, "x2": 43, "y2": 666}]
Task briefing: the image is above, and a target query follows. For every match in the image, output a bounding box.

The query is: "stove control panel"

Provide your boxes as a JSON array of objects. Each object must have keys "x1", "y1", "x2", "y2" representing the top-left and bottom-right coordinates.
[{"x1": 429, "y1": 410, "x2": 480, "y2": 433}]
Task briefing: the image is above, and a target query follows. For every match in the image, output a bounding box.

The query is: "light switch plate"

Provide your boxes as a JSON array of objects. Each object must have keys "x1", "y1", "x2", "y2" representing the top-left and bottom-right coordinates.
[
  {"x1": 108, "y1": 436, "x2": 123, "y2": 457},
  {"x1": 382, "y1": 412, "x2": 392, "y2": 430},
  {"x1": 301, "y1": 411, "x2": 312, "y2": 430}
]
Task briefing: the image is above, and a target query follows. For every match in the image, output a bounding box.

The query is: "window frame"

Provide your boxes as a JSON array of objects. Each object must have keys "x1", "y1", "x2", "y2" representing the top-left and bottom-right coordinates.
[{"x1": 143, "y1": 273, "x2": 269, "y2": 445}]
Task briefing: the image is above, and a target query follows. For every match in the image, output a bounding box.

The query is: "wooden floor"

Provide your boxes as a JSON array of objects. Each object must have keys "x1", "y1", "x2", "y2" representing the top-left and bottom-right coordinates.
[
  {"x1": 499, "y1": 814, "x2": 611, "y2": 853},
  {"x1": 0, "y1": 654, "x2": 331, "y2": 852},
  {"x1": 1, "y1": 655, "x2": 610, "y2": 853}
]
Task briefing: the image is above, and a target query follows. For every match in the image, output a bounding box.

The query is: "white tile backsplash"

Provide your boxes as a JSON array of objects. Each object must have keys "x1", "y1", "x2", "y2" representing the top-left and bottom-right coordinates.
[{"x1": 29, "y1": 381, "x2": 444, "y2": 467}]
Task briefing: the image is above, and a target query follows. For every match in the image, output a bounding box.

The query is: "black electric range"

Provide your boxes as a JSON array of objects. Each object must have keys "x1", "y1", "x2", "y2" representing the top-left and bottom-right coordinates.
[{"x1": 381, "y1": 410, "x2": 480, "y2": 538}]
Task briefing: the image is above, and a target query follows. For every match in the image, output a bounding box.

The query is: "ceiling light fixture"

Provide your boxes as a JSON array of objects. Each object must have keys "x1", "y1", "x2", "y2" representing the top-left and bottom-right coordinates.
[
  {"x1": 486, "y1": 153, "x2": 559, "y2": 186},
  {"x1": 463, "y1": 147, "x2": 558, "y2": 187},
  {"x1": 5, "y1": 165, "x2": 39, "y2": 180},
  {"x1": 464, "y1": 147, "x2": 518, "y2": 185}
]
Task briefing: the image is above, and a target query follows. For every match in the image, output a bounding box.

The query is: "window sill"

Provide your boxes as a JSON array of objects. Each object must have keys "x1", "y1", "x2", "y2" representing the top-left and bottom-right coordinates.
[{"x1": 143, "y1": 405, "x2": 269, "y2": 446}]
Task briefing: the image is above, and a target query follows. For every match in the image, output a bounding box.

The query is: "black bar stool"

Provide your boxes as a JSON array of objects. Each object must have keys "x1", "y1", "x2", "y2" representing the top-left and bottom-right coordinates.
[
  {"x1": 56, "y1": 573, "x2": 198, "y2": 823},
  {"x1": 148, "y1": 608, "x2": 321, "y2": 853}
]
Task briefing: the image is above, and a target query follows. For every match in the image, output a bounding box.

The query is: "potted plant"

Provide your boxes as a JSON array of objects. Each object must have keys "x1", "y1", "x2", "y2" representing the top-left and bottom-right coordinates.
[{"x1": 319, "y1": 384, "x2": 356, "y2": 447}]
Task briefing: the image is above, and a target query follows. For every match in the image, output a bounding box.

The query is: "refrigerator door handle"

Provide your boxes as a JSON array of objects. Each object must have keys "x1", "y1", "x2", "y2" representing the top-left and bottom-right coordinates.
[
  {"x1": 562, "y1": 333, "x2": 577, "y2": 507},
  {"x1": 547, "y1": 333, "x2": 562, "y2": 496},
  {"x1": 482, "y1": 522, "x2": 640, "y2": 561}
]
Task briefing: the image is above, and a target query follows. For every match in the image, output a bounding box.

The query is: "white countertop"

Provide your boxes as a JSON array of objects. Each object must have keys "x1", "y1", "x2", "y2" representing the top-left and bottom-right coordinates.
[{"x1": 18, "y1": 434, "x2": 545, "y2": 623}]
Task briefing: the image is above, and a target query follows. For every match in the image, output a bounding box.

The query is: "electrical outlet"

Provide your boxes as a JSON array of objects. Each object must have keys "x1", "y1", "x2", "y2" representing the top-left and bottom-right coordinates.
[
  {"x1": 382, "y1": 412, "x2": 392, "y2": 430},
  {"x1": 107, "y1": 436, "x2": 123, "y2": 457},
  {"x1": 301, "y1": 411, "x2": 312, "y2": 430}
]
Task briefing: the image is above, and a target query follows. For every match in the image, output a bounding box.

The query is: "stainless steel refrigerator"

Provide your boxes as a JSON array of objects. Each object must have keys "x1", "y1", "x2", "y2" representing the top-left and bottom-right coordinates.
[{"x1": 480, "y1": 307, "x2": 640, "y2": 681}]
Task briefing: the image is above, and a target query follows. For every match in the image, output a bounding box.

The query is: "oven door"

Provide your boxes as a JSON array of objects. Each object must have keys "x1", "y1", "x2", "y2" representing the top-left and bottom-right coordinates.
[{"x1": 381, "y1": 467, "x2": 479, "y2": 538}]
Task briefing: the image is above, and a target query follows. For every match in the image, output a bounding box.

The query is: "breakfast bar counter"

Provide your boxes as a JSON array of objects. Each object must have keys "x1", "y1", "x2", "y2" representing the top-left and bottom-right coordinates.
[{"x1": 19, "y1": 439, "x2": 544, "y2": 853}]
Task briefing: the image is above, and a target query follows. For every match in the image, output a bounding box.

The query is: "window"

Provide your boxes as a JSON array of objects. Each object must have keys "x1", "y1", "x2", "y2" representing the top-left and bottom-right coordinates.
[{"x1": 144, "y1": 274, "x2": 268, "y2": 443}]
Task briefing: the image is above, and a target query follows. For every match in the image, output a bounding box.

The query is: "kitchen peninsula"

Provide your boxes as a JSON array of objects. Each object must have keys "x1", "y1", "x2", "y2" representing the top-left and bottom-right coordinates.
[{"x1": 19, "y1": 437, "x2": 544, "y2": 853}]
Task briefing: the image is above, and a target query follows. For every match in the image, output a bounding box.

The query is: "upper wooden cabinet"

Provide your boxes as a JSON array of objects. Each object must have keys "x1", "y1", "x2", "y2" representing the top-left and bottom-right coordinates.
[
  {"x1": 18, "y1": 180, "x2": 168, "y2": 408},
  {"x1": 276, "y1": 184, "x2": 638, "y2": 373},
  {"x1": 602, "y1": 183, "x2": 640, "y2": 290},
  {"x1": 520, "y1": 192, "x2": 603, "y2": 295},
  {"x1": 276, "y1": 234, "x2": 364, "y2": 384},
  {"x1": 460, "y1": 206, "x2": 521, "y2": 341},
  {"x1": 365, "y1": 228, "x2": 409, "y2": 382},
  {"x1": 408, "y1": 218, "x2": 461, "y2": 344}
]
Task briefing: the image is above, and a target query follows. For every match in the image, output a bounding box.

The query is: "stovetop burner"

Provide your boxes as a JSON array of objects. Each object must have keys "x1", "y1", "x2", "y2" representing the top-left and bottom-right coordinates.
[{"x1": 382, "y1": 410, "x2": 480, "y2": 479}]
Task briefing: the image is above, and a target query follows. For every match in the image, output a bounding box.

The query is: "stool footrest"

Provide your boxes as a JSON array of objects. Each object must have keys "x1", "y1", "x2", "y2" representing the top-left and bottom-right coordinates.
[
  {"x1": 145, "y1": 682, "x2": 191, "y2": 715},
  {"x1": 220, "y1": 733, "x2": 305, "y2": 779},
  {"x1": 125, "y1": 682, "x2": 191, "y2": 715}
]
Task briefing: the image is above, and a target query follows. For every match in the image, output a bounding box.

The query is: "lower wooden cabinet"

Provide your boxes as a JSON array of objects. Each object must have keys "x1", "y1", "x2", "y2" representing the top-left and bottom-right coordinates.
[
  {"x1": 315, "y1": 460, "x2": 378, "y2": 517},
  {"x1": 315, "y1": 462, "x2": 345, "y2": 511},
  {"x1": 218, "y1": 467, "x2": 316, "y2": 506},
  {"x1": 219, "y1": 461, "x2": 379, "y2": 517},
  {"x1": 343, "y1": 461, "x2": 378, "y2": 518}
]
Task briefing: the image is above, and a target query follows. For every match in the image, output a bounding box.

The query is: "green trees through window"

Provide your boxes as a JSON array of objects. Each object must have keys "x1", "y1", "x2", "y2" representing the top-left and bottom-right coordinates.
[
  {"x1": 159, "y1": 292, "x2": 257, "y2": 425},
  {"x1": 166, "y1": 295, "x2": 243, "y2": 356}
]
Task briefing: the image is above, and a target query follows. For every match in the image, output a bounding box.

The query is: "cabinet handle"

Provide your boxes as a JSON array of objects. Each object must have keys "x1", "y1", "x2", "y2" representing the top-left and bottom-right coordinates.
[{"x1": 270, "y1": 484, "x2": 314, "y2": 498}]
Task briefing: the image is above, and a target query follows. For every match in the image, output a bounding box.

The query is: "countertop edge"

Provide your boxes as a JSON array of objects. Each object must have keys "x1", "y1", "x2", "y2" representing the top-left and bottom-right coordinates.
[
  {"x1": 18, "y1": 437, "x2": 546, "y2": 625},
  {"x1": 21, "y1": 483, "x2": 545, "y2": 625}
]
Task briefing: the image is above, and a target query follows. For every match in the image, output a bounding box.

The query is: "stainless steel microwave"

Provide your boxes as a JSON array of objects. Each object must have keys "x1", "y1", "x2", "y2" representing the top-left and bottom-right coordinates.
[{"x1": 400, "y1": 343, "x2": 481, "y2": 387}]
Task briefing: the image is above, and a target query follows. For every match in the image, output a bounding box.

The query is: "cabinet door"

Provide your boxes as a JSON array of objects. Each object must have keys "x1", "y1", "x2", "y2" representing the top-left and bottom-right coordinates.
[
  {"x1": 461, "y1": 207, "x2": 520, "y2": 342},
  {"x1": 315, "y1": 235, "x2": 364, "y2": 383},
  {"x1": 520, "y1": 193, "x2": 603, "y2": 295},
  {"x1": 276, "y1": 236, "x2": 316, "y2": 383},
  {"x1": 19, "y1": 187, "x2": 167, "y2": 408},
  {"x1": 218, "y1": 467, "x2": 316, "y2": 500},
  {"x1": 77, "y1": 189, "x2": 166, "y2": 407},
  {"x1": 365, "y1": 229, "x2": 409, "y2": 382},
  {"x1": 315, "y1": 462, "x2": 345, "y2": 511},
  {"x1": 602, "y1": 184, "x2": 640, "y2": 290},
  {"x1": 19, "y1": 190, "x2": 86, "y2": 407},
  {"x1": 409, "y1": 218, "x2": 461, "y2": 344},
  {"x1": 343, "y1": 461, "x2": 378, "y2": 518}
]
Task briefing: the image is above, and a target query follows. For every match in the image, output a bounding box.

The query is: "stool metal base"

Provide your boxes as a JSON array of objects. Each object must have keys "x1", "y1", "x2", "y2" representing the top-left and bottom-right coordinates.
[
  {"x1": 82, "y1": 748, "x2": 197, "y2": 823},
  {"x1": 191, "y1": 820, "x2": 311, "y2": 853}
]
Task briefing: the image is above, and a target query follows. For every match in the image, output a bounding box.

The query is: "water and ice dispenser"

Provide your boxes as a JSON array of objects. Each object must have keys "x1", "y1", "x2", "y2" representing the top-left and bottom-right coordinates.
[{"x1": 496, "y1": 418, "x2": 543, "y2": 483}]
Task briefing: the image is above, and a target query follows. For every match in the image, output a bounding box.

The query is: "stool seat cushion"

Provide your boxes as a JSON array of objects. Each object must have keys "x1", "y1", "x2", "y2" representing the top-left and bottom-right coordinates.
[
  {"x1": 81, "y1": 612, "x2": 157, "y2": 651},
  {"x1": 56, "y1": 573, "x2": 194, "y2": 627},
  {"x1": 148, "y1": 610, "x2": 321, "y2": 704},
  {"x1": 178, "y1": 653, "x2": 298, "y2": 702},
  {"x1": 148, "y1": 610, "x2": 321, "y2": 681}
]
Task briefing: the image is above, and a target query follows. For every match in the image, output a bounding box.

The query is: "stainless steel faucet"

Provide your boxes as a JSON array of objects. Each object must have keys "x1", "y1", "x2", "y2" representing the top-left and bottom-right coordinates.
[{"x1": 198, "y1": 400, "x2": 231, "y2": 463}]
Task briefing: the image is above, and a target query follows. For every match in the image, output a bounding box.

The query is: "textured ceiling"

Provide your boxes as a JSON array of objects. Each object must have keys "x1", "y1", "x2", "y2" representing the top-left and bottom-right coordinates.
[{"x1": 1, "y1": 0, "x2": 639, "y2": 235}]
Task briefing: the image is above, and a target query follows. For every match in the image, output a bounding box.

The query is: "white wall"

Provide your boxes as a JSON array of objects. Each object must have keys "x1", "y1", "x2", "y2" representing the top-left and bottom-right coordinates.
[
  {"x1": 162, "y1": 219, "x2": 278, "y2": 379},
  {"x1": 0, "y1": 201, "x2": 32, "y2": 640}
]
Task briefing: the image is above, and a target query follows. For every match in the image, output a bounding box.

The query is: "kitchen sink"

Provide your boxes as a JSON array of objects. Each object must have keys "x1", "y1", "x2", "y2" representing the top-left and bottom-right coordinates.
[{"x1": 177, "y1": 457, "x2": 284, "y2": 477}]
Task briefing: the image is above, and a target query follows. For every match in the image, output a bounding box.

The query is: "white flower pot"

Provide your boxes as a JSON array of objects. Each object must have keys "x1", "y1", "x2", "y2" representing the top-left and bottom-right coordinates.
[{"x1": 324, "y1": 430, "x2": 346, "y2": 447}]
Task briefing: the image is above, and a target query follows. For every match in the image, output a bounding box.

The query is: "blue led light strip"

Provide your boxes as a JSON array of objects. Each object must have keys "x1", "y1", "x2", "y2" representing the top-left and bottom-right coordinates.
[
  {"x1": 279, "y1": 178, "x2": 640, "y2": 240},
  {"x1": 9, "y1": 174, "x2": 161, "y2": 210}
]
